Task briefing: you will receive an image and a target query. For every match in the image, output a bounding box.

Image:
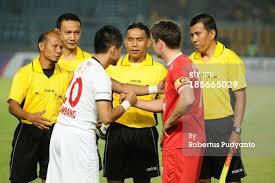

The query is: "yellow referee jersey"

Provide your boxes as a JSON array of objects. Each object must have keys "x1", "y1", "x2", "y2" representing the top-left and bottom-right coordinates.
[
  {"x1": 8, "y1": 57, "x2": 71, "y2": 124},
  {"x1": 58, "y1": 47, "x2": 91, "y2": 73},
  {"x1": 106, "y1": 53, "x2": 167, "y2": 128},
  {"x1": 189, "y1": 41, "x2": 247, "y2": 120}
]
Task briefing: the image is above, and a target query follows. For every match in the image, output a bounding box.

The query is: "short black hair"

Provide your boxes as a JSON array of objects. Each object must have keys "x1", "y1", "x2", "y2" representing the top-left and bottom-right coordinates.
[
  {"x1": 94, "y1": 25, "x2": 123, "y2": 54},
  {"x1": 190, "y1": 13, "x2": 218, "y2": 39},
  {"x1": 56, "y1": 13, "x2": 81, "y2": 29},
  {"x1": 150, "y1": 20, "x2": 182, "y2": 49},
  {"x1": 126, "y1": 22, "x2": 150, "y2": 38}
]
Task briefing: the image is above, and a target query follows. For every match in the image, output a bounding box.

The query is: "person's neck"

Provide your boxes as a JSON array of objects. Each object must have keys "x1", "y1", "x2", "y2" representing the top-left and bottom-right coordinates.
[
  {"x1": 201, "y1": 41, "x2": 216, "y2": 61},
  {"x1": 128, "y1": 53, "x2": 146, "y2": 63},
  {"x1": 162, "y1": 49, "x2": 181, "y2": 65},
  {"x1": 62, "y1": 47, "x2": 77, "y2": 60},
  {"x1": 93, "y1": 54, "x2": 109, "y2": 69},
  {"x1": 39, "y1": 56, "x2": 55, "y2": 69}
]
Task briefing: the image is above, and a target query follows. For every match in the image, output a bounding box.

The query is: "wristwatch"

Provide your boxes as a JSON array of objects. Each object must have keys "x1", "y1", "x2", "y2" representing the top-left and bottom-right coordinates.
[{"x1": 232, "y1": 126, "x2": 241, "y2": 134}]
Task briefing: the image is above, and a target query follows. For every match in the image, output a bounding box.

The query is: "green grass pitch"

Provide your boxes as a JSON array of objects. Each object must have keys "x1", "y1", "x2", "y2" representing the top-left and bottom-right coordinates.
[{"x1": 0, "y1": 78, "x2": 275, "y2": 183}]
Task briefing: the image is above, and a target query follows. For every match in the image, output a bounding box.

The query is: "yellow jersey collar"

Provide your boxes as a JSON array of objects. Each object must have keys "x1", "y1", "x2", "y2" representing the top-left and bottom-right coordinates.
[
  {"x1": 76, "y1": 47, "x2": 85, "y2": 59},
  {"x1": 32, "y1": 56, "x2": 61, "y2": 74},
  {"x1": 59, "y1": 47, "x2": 85, "y2": 60},
  {"x1": 120, "y1": 53, "x2": 153, "y2": 66},
  {"x1": 194, "y1": 41, "x2": 225, "y2": 59},
  {"x1": 213, "y1": 41, "x2": 225, "y2": 56}
]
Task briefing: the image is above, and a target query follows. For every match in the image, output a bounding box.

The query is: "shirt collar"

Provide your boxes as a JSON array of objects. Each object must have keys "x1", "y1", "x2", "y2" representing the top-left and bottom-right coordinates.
[
  {"x1": 59, "y1": 47, "x2": 85, "y2": 60},
  {"x1": 32, "y1": 56, "x2": 61, "y2": 74},
  {"x1": 167, "y1": 52, "x2": 182, "y2": 66},
  {"x1": 194, "y1": 41, "x2": 225, "y2": 60},
  {"x1": 120, "y1": 53, "x2": 153, "y2": 66},
  {"x1": 76, "y1": 47, "x2": 85, "y2": 59}
]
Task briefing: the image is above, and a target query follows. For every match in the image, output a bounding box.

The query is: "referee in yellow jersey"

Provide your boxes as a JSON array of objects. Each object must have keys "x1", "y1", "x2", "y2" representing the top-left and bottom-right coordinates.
[
  {"x1": 105, "y1": 22, "x2": 167, "y2": 183},
  {"x1": 189, "y1": 13, "x2": 247, "y2": 183},
  {"x1": 56, "y1": 13, "x2": 91, "y2": 73},
  {"x1": 8, "y1": 30, "x2": 70, "y2": 183}
]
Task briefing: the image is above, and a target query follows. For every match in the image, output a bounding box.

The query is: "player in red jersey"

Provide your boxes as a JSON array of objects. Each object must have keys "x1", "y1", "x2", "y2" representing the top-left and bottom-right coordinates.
[{"x1": 135, "y1": 20, "x2": 205, "y2": 183}]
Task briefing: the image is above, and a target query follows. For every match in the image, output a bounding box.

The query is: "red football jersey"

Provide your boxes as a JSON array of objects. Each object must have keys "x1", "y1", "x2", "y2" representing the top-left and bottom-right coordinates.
[{"x1": 162, "y1": 54, "x2": 205, "y2": 151}]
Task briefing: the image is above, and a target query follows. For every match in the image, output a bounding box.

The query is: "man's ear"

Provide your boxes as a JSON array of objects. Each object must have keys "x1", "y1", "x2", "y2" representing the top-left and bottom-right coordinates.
[
  {"x1": 209, "y1": 29, "x2": 216, "y2": 40},
  {"x1": 109, "y1": 45, "x2": 116, "y2": 56},
  {"x1": 157, "y1": 39, "x2": 164, "y2": 49},
  {"x1": 38, "y1": 42, "x2": 45, "y2": 52}
]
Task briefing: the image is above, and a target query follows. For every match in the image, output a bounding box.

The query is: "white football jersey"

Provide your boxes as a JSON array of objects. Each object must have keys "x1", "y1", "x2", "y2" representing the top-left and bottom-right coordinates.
[{"x1": 57, "y1": 57, "x2": 112, "y2": 132}]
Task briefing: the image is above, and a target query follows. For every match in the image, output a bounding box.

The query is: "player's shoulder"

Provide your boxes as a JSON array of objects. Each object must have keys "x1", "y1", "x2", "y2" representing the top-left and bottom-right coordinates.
[
  {"x1": 146, "y1": 53, "x2": 164, "y2": 67},
  {"x1": 175, "y1": 54, "x2": 192, "y2": 65},
  {"x1": 57, "y1": 64, "x2": 68, "y2": 73},
  {"x1": 82, "y1": 50, "x2": 92, "y2": 58},
  {"x1": 169, "y1": 54, "x2": 193, "y2": 73},
  {"x1": 105, "y1": 57, "x2": 123, "y2": 75},
  {"x1": 214, "y1": 41, "x2": 242, "y2": 64},
  {"x1": 77, "y1": 47, "x2": 92, "y2": 59},
  {"x1": 92, "y1": 67, "x2": 110, "y2": 85},
  {"x1": 150, "y1": 58, "x2": 167, "y2": 78},
  {"x1": 87, "y1": 58, "x2": 106, "y2": 74},
  {"x1": 189, "y1": 51, "x2": 197, "y2": 60},
  {"x1": 15, "y1": 61, "x2": 33, "y2": 76},
  {"x1": 114, "y1": 57, "x2": 124, "y2": 67},
  {"x1": 223, "y1": 46, "x2": 237, "y2": 56},
  {"x1": 189, "y1": 52, "x2": 203, "y2": 67},
  {"x1": 223, "y1": 47, "x2": 243, "y2": 64},
  {"x1": 152, "y1": 58, "x2": 165, "y2": 67},
  {"x1": 56, "y1": 64, "x2": 72, "y2": 78}
]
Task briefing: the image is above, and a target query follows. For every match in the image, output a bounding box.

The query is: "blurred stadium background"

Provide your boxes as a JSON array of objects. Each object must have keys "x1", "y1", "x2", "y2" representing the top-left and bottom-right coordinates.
[{"x1": 0, "y1": 0, "x2": 275, "y2": 182}]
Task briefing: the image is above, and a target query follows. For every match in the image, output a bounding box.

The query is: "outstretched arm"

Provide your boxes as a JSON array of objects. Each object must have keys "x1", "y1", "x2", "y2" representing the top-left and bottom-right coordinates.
[
  {"x1": 96, "y1": 92, "x2": 137, "y2": 125},
  {"x1": 111, "y1": 78, "x2": 160, "y2": 95},
  {"x1": 135, "y1": 98, "x2": 164, "y2": 113}
]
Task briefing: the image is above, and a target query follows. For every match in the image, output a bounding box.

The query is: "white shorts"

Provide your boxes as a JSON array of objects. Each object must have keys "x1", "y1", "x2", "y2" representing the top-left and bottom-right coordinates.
[{"x1": 46, "y1": 123, "x2": 99, "y2": 183}]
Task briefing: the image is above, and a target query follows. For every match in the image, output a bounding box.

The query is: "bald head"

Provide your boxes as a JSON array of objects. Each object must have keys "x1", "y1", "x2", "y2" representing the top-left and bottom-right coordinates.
[
  {"x1": 38, "y1": 30, "x2": 63, "y2": 63},
  {"x1": 38, "y1": 30, "x2": 61, "y2": 51}
]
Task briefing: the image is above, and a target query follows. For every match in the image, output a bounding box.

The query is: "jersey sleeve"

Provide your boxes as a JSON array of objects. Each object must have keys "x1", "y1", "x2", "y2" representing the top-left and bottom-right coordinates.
[
  {"x1": 227, "y1": 53, "x2": 247, "y2": 91},
  {"x1": 8, "y1": 68, "x2": 30, "y2": 104},
  {"x1": 170, "y1": 62, "x2": 193, "y2": 94},
  {"x1": 95, "y1": 71, "x2": 112, "y2": 102}
]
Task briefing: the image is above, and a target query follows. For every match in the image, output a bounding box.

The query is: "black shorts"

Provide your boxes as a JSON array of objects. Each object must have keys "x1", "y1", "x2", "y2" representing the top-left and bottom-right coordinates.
[
  {"x1": 9, "y1": 123, "x2": 53, "y2": 182},
  {"x1": 103, "y1": 123, "x2": 160, "y2": 180},
  {"x1": 200, "y1": 117, "x2": 247, "y2": 181}
]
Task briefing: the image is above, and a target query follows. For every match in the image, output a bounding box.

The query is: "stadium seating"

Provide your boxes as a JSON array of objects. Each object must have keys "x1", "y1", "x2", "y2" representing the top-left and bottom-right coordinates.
[{"x1": 0, "y1": 0, "x2": 274, "y2": 56}]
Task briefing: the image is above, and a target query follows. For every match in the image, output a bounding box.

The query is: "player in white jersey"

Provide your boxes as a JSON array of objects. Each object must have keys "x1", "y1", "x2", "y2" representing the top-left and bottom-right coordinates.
[{"x1": 46, "y1": 25, "x2": 137, "y2": 183}]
